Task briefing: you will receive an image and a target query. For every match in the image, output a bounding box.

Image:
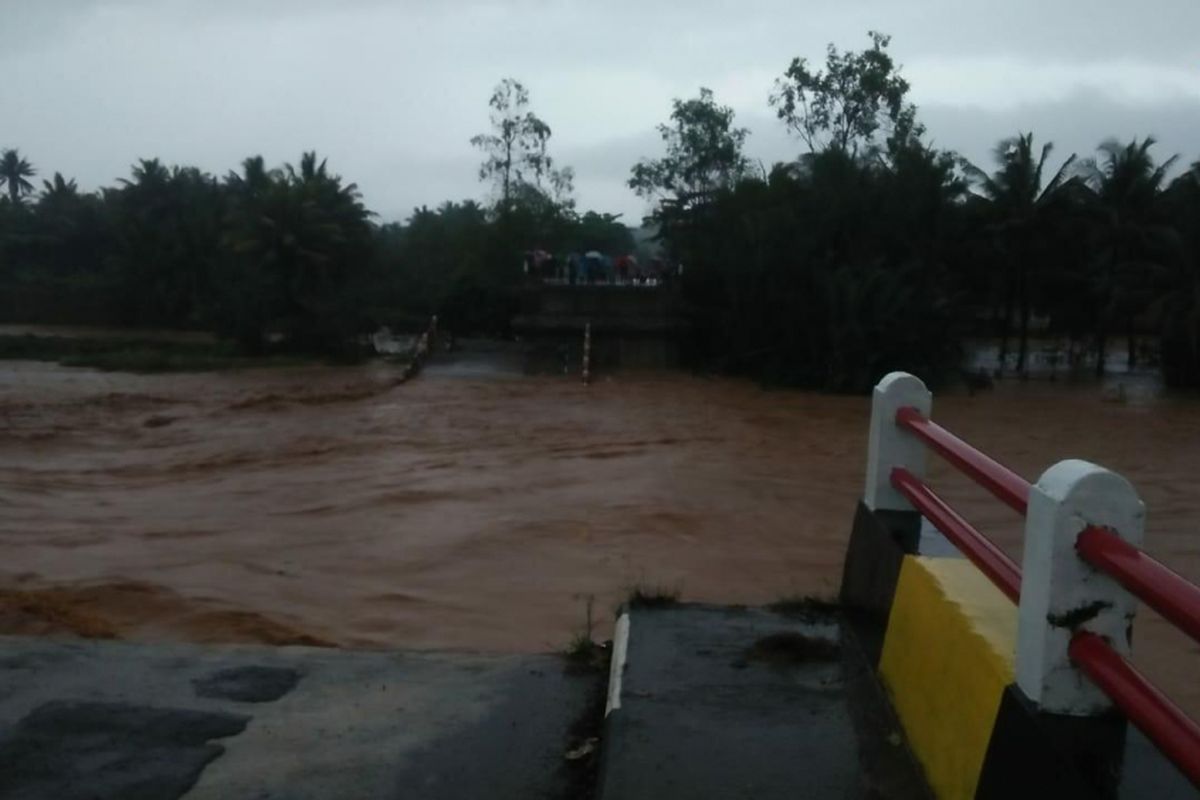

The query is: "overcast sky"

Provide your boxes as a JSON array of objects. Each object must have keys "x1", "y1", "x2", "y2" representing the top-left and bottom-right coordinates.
[{"x1": 4, "y1": 0, "x2": 1198, "y2": 223}]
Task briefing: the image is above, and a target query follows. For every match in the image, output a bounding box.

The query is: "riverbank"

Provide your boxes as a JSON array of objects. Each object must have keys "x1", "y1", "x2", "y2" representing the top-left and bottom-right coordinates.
[{"x1": 0, "y1": 332, "x2": 317, "y2": 373}]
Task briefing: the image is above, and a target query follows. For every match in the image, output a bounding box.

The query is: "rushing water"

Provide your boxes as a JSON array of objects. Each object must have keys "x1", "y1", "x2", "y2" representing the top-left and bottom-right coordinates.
[{"x1": 2, "y1": 354, "x2": 1199, "y2": 712}]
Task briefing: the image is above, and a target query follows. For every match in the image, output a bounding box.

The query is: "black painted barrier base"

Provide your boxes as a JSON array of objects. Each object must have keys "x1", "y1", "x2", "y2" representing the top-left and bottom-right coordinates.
[
  {"x1": 839, "y1": 500, "x2": 1197, "y2": 798},
  {"x1": 977, "y1": 684, "x2": 1195, "y2": 799}
]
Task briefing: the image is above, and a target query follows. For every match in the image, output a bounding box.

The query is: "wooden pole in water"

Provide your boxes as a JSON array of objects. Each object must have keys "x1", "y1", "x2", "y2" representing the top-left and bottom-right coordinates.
[{"x1": 582, "y1": 322, "x2": 591, "y2": 385}]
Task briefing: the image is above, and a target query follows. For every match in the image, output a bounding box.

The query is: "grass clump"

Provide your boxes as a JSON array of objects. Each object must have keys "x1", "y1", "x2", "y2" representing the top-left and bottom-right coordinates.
[
  {"x1": 563, "y1": 595, "x2": 609, "y2": 673},
  {"x1": 626, "y1": 585, "x2": 680, "y2": 610},
  {"x1": 564, "y1": 633, "x2": 605, "y2": 668}
]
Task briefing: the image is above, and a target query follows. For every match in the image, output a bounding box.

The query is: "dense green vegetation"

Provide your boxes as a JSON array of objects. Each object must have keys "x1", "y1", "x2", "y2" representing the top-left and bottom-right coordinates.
[
  {"x1": 631, "y1": 33, "x2": 1200, "y2": 390},
  {"x1": 0, "y1": 78, "x2": 628, "y2": 356},
  {"x1": 3, "y1": 33, "x2": 1200, "y2": 390}
]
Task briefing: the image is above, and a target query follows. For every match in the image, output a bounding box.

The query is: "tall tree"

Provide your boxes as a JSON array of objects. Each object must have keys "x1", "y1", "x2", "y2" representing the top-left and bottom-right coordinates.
[
  {"x1": 0, "y1": 149, "x2": 37, "y2": 205},
  {"x1": 770, "y1": 31, "x2": 918, "y2": 157},
  {"x1": 470, "y1": 79, "x2": 571, "y2": 215},
  {"x1": 964, "y1": 134, "x2": 1080, "y2": 373},
  {"x1": 628, "y1": 87, "x2": 749, "y2": 213}
]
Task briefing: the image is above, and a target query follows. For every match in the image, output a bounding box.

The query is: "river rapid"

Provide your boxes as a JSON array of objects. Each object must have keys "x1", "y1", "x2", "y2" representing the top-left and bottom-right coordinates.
[{"x1": 2, "y1": 354, "x2": 1198, "y2": 711}]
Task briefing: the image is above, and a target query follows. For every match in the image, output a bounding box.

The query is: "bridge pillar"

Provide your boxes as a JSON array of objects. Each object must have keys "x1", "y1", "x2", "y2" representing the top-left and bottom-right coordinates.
[
  {"x1": 1016, "y1": 459, "x2": 1146, "y2": 715},
  {"x1": 843, "y1": 372, "x2": 945, "y2": 662},
  {"x1": 864, "y1": 372, "x2": 932, "y2": 513}
]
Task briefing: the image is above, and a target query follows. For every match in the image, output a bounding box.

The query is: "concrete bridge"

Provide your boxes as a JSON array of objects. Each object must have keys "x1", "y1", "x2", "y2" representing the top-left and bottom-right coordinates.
[
  {"x1": 512, "y1": 281, "x2": 688, "y2": 371},
  {"x1": 2, "y1": 372, "x2": 1198, "y2": 798}
]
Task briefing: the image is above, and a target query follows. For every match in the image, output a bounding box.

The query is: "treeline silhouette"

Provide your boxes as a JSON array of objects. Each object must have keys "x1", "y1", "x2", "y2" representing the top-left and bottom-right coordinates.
[
  {"x1": 2, "y1": 34, "x2": 1200, "y2": 390},
  {"x1": 0, "y1": 149, "x2": 629, "y2": 356},
  {"x1": 629, "y1": 34, "x2": 1200, "y2": 391},
  {"x1": 664, "y1": 133, "x2": 1200, "y2": 391}
]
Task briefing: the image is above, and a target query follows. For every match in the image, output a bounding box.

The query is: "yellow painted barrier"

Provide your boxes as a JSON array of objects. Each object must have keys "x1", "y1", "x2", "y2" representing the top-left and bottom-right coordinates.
[{"x1": 880, "y1": 557, "x2": 1017, "y2": 800}]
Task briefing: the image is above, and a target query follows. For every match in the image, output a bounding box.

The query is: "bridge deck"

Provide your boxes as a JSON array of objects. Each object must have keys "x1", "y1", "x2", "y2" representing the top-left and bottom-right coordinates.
[{"x1": 598, "y1": 604, "x2": 930, "y2": 799}]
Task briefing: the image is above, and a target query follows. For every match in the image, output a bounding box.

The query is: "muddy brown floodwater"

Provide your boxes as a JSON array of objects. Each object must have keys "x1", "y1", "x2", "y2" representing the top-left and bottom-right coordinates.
[{"x1": 2, "y1": 357, "x2": 1200, "y2": 714}]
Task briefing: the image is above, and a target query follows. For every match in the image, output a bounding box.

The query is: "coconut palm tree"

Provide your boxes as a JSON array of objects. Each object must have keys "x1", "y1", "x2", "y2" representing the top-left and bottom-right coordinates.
[
  {"x1": 225, "y1": 155, "x2": 277, "y2": 197},
  {"x1": 288, "y1": 150, "x2": 328, "y2": 185},
  {"x1": 120, "y1": 158, "x2": 170, "y2": 193},
  {"x1": 1081, "y1": 137, "x2": 1178, "y2": 374},
  {"x1": 41, "y1": 172, "x2": 78, "y2": 201},
  {"x1": 0, "y1": 149, "x2": 37, "y2": 204},
  {"x1": 965, "y1": 134, "x2": 1080, "y2": 373},
  {"x1": 106, "y1": 159, "x2": 224, "y2": 326},
  {"x1": 219, "y1": 152, "x2": 372, "y2": 353}
]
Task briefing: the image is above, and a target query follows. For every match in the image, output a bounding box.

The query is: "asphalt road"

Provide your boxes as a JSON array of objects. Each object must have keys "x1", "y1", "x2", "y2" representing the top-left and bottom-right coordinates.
[{"x1": 0, "y1": 636, "x2": 599, "y2": 800}]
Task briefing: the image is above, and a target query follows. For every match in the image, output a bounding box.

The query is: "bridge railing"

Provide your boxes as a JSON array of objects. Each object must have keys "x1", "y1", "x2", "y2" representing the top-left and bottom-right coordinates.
[{"x1": 864, "y1": 371, "x2": 1200, "y2": 787}]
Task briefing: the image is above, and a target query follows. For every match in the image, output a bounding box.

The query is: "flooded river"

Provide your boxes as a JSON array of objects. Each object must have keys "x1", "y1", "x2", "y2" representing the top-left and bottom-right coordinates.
[{"x1": 2, "y1": 354, "x2": 1199, "y2": 711}]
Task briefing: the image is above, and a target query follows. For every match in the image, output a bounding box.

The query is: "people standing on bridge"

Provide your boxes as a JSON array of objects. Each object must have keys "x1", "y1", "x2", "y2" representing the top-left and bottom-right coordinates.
[
  {"x1": 530, "y1": 249, "x2": 551, "y2": 281},
  {"x1": 584, "y1": 251, "x2": 603, "y2": 284},
  {"x1": 654, "y1": 258, "x2": 673, "y2": 288},
  {"x1": 625, "y1": 255, "x2": 641, "y2": 284}
]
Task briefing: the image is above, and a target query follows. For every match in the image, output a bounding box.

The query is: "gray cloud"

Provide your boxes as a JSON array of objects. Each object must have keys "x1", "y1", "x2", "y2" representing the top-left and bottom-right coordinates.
[
  {"x1": 920, "y1": 90, "x2": 1200, "y2": 172},
  {"x1": 3, "y1": 0, "x2": 1197, "y2": 223}
]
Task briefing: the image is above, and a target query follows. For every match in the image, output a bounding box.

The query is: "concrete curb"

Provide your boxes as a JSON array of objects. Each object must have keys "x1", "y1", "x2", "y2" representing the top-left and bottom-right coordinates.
[
  {"x1": 593, "y1": 603, "x2": 932, "y2": 799},
  {"x1": 605, "y1": 612, "x2": 630, "y2": 717}
]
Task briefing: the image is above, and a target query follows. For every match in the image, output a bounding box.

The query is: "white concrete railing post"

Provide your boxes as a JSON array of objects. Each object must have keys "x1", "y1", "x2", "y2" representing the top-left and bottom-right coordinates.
[
  {"x1": 1016, "y1": 460, "x2": 1146, "y2": 715},
  {"x1": 864, "y1": 372, "x2": 932, "y2": 512}
]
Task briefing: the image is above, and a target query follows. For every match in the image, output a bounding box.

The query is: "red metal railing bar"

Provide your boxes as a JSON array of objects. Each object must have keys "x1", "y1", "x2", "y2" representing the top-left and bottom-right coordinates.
[
  {"x1": 890, "y1": 466, "x2": 1022, "y2": 603},
  {"x1": 1077, "y1": 527, "x2": 1200, "y2": 647},
  {"x1": 1070, "y1": 632, "x2": 1200, "y2": 788},
  {"x1": 895, "y1": 406, "x2": 1031, "y2": 516},
  {"x1": 888, "y1": 402, "x2": 1200, "y2": 784}
]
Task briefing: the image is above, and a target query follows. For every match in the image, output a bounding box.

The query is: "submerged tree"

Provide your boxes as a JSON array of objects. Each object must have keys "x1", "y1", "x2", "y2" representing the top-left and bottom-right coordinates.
[
  {"x1": 1082, "y1": 137, "x2": 1178, "y2": 373},
  {"x1": 1161, "y1": 162, "x2": 1200, "y2": 386},
  {"x1": 0, "y1": 149, "x2": 37, "y2": 205},
  {"x1": 964, "y1": 134, "x2": 1080, "y2": 373}
]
